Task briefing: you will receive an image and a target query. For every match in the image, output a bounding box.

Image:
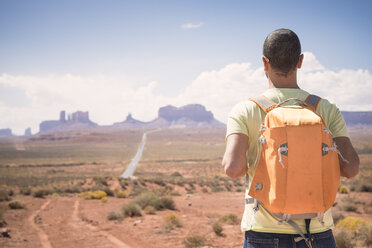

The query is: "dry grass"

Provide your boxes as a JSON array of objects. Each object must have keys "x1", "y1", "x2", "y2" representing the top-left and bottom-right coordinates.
[
  {"x1": 183, "y1": 234, "x2": 205, "y2": 248},
  {"x1": 220, "y1": 213, "x2": 239, "y2": 225},
  {"x1": 8, "y1": 200, "x2": 25, "y2": 209},
  {"x1": 212, "y1": 222, "x2": 224, "y2": 236},
  {"x1": 164, "y1": 214, "x2": 182, "y2": 230},
  {"x1": 121, "y1": 202, "x2": 142, "y2": 217}
]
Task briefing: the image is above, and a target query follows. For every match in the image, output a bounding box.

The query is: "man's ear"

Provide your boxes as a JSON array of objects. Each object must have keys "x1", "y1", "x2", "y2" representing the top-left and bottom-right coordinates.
[
  {"x1": 262, "y1": 56, "x2": 269, "y2": 71},
  {"x1": 297, "y1": 54, "x2": 304, "y2": 69}
]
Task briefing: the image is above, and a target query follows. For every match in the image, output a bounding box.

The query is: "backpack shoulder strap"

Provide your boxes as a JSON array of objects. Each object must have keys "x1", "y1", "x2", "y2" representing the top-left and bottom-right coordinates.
[
  {"x1": 305, "y1": 94, "x2": 321, "y2": 112},
  {"x1": 250, "y1": 95, "x2": 276, "y2": 113}
]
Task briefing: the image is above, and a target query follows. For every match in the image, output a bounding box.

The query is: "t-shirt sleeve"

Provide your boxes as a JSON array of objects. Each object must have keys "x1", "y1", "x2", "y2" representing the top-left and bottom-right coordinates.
[
  {"x1": 319, "y1": 99, "x2": 349, "y2": 138},
  {"x1": 226, "y1": 102, "x2": 249, "y2": 140}
]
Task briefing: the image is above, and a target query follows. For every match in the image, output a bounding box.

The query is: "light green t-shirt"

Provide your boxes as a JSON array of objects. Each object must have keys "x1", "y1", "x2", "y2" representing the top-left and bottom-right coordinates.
[{"x1": 226, "y1": 88, "x2": 349, "y2": 234}]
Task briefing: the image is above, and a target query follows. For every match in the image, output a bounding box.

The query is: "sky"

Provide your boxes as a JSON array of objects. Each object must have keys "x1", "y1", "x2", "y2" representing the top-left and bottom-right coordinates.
[{"x1": 0, "y1": 0, "x2": 372, "y2": 135}]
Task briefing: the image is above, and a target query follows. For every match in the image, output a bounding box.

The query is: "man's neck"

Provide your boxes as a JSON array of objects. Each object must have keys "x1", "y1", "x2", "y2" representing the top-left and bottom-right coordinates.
[{"x1": 267, "y1": 70, "x2": 299, "y2": 89}]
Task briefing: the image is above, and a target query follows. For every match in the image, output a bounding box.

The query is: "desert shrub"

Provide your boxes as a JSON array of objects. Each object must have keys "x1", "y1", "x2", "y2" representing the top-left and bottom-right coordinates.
[
  {"x1": 90, "y1": 190, "x2": 107, "y2": 199},
  {"x1": 78, "y1": 191, "x2": 92, "y2": 200},
  {"x1": 359, "y1": 224, "x2": 372, "y2": 247},
  {"x1": 158, "y1": 197, "x2": 176, "y2": 210},
  {"x1": 93, "y1": 176, "x2": 108, "y2": 186},
  {"x1": 107, "y1": 211, "x2": 123, "y2": 221},
  {"x1": 176, "y1": 179, "x2": 185, "y2": 187},
  {"x1": 7, "y1": 189, "x2": 14, "y2": 196},
  {"x1": 332, "y1": 211, "x2": 345, "y2": 225},
  {"x1": 20, "y1": 187, "x2": 32, "y2": 196},
  {"x1": 220, "y1": 213, "x2": 238, "y2": 225},
  {"x1": 341, "y1": 196, "x2": 361, "y2": 204},
  {"x1": 171, "y1": 172, "x2": 183, "y2": 178},
  {"x1": 102, "y1": 187, "x2": 114, "y2": 197},
  {"x1": 224, "y1": 181, "x2": 232, "y2": 191},
  {"x1": 100, "y1": 196, "x2": 108, "y2": 203},
  {"x1": 33, "y1": 189, "x2": 47, "y2": 198},
  {"x1": 233, "y1": 179, "x2": 244, "y2": 187},
  {"x1": 135, "y1": 192, "x2": 160, "y2": 209},
  {"x1": 334, "y1": 228, "x2": 354, "y2": 248},
  {"x1": 201, "y1": 188, "x2": 209, "y2": 193},
  {"x1": 153, "y1": 178, "x2": 166, "y2": 187},
  {"x1": 115, "y1": 190, "x2": 128, "y2": 198},
  {"x1": 52, "y1": 193, "x2": 60, "y2": 197},
  {"x1": 164, "y1": 214, "x2": 182, "y2": 230},
  {"x1": 121, "y1": 202, "x2": 142, "y2": 217},
  {"x1": 342, "y1": 202, "x2": 358, "y2": 212},
  {"x1": 8, "y1": 200, "x2": 25, "y2": 209},
  {"x1": 188, "y1": 183, "x2": 195, "y2": 190},
  {"x1": 336, "y1": 216, "x2": 367, "y2": 234},
  {"x1": 0, "y1": 190, "x2": 11, "y2": 201},
  {"x1": 185, "y1": 188, "x2": 195, "y2": 194},
  {"x1": 183, "y1": 234, "x2": 205, "y2": 248},
  {"x1": 0, "y1": 205, "x2": 6, "y2": 220},
  {"x1": 338, "y1": 185, "x2": 349, "y2": 194},
  {"x1": 135, "y1": 192, "x2": 175, "y2": 210},
  {"x1": 119, "y1": 179, "x2": 129, "y2": 189},
  {"x1": 129, "y1": 183, "x2": 146, "y2": 197},
  {"x1": 359, "y1": 183, "x2": 372, "y2": 192},
  {"x1": 363, "y1": 204, "x2": 372, "y2": 215},
  {"x1": 340, "y1": 196, "x2": 360, "y2": 212},
  {"x1": 138, "y1": 179, "x2": 147, "y2": 186},
  {"x1": 207, "y1": 180, "x2": 224, "y2": 192},
  {"x1": 63, "y1": 185, "x2": 82, "y2": 194},
  {"x1": 212, "y1": 222, "x2": 223, "y2": 236},
  {"x1": 144, "y1": 205, "x2": 156, "y2": 215}
]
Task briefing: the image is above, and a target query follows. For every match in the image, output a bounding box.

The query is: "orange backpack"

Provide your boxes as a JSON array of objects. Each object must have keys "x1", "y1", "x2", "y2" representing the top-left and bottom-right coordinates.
[{"x1": 247, "y1": 95, "x2": 344, "y2": 231}]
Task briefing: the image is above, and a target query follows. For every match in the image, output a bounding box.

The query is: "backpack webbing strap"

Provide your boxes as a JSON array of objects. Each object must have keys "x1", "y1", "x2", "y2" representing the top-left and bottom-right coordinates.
[
  {"x1": 288, "y1": 220, "x2": 313, "y2": 248},
  {"x1": 246, "y1": 199, "x2": 314, "y2": 248},
  {"x1": 250, "y1": 95, "x2": 276, "y2": 113},
  {"x1": 305, "y1": 94, "x2": 321, "y2": 111}
]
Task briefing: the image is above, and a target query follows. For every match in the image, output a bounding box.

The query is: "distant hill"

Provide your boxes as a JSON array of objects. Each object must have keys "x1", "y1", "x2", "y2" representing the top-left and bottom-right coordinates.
[{"x1": 341, "y1": 111, "x2": 372, "y2": 126}]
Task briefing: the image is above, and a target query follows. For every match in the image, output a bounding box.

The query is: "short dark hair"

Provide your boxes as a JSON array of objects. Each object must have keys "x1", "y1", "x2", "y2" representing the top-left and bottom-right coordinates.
[{"x1": 263, "y1": 29, "x2": 301, "y2": 74}]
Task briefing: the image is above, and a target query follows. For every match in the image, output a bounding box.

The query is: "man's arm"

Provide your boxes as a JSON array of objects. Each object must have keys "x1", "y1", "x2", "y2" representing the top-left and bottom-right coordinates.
[
  {"x1": 334, "y1": 137, "x2": 359, "y2": 178},
  {"x1": 222, "y1": 133, "x2": 248, "y2": 179}
]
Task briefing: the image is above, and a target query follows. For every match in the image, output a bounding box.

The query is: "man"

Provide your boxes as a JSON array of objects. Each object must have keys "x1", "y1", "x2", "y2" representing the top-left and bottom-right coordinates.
[{"x1": 222, "y1": 29, "x2": 359, "y2": 248}]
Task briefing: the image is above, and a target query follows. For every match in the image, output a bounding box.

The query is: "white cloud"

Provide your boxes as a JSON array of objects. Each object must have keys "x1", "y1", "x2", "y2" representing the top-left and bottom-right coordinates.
[
  {"x1": 181, "y1": 22, "x2": 204, "y2": 29},
  {"x1": 0, "y1": 74, "x2": 170, "y2": 134},
  {"x1": 1, "y1": 52, "x2": 372, "y2": 135}
]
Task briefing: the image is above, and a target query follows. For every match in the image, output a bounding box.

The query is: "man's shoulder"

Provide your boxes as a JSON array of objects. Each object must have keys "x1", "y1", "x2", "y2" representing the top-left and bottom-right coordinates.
[
  {"x1": 316, "y1": 96, "x2": 339, "y2": 113},
  {"x1": 230, "y1": 99, "x2": 257, "y2": 114}
]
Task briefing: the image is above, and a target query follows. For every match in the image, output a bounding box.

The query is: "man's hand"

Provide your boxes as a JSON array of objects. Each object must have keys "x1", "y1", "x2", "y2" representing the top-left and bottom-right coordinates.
[
  {"x1": 222, "y1": 133, "x2": 248, "y2": 179},
  {"x1": 334, "y1": 137, "x2": 359, "y2": 178}
]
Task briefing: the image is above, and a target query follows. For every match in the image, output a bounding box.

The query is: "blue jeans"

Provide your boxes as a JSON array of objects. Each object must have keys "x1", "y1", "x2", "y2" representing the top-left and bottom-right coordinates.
[{"x1": 243, "y1": 229, "x2": 336, "y2": 248}]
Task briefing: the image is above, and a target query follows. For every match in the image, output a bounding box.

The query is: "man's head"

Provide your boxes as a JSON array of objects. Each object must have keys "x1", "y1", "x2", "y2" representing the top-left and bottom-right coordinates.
[{"x1": 263, "y1": 29, "x2": 302, "y2": 76}]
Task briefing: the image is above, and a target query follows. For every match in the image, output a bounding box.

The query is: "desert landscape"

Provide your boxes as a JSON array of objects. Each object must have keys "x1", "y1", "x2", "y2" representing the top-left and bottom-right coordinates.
[{"x1": 0, "y1": 127, "x2": 371, "y2": 248}]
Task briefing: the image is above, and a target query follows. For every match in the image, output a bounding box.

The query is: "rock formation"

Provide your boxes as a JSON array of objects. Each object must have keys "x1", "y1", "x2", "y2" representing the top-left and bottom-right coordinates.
[
  {"x1": 24, "y1": 128, "x2": 32, "y2": 136},
  {"x1": 0, "y1": 128, "x2": 12, "y2": 136},
  {"x1": 158, "y1": 104, "x2": 214, "y2": 122},
  {"x1": 146, "y1": 104, "x2": 225, "y2": 128},
  {"x1": 113, "y1": 113, "x2": 147, "y2": 129},
  {"x1": 113, "y1": 104, "x2": 225, "y2": 129},
  {"x1": 39, "y1": 110, "x2": 97, "y2": 133}
]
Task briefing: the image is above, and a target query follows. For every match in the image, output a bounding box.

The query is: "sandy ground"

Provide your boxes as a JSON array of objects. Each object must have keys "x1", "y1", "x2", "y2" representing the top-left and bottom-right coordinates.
[
  {"x1": 2, "y1": 191, "x2": 372, "y2": 248},
  {"x1": 0, "y1": 192, "x2": 246, "y2": 248}
]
